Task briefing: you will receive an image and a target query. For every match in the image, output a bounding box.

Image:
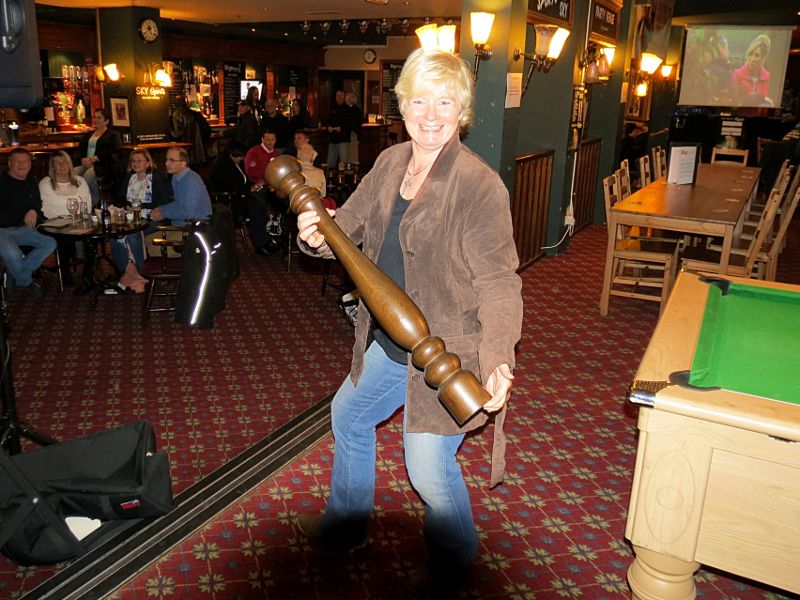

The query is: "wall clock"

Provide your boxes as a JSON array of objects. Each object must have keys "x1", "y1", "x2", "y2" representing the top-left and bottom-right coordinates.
[
  {"x1": 138, "y1": 18, "x2": 160, "y2": 43},
  {"x1": 363, "y1": 49, "x2": 377, "y2": 64}
]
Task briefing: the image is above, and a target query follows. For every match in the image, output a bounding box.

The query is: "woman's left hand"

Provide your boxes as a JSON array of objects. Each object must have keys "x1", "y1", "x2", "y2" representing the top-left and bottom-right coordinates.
[
  {"x1": 81, "y1": 157, "x2": 94, "y2": 168},
  {"x1": 483, "y1": 363, "x2": 514, "y2": 413}
]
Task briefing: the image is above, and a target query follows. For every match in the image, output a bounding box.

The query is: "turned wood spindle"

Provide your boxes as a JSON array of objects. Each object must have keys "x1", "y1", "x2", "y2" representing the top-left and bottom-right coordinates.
[{"x1": 267, "y1": 155, "x2": 490, "y2": 425}]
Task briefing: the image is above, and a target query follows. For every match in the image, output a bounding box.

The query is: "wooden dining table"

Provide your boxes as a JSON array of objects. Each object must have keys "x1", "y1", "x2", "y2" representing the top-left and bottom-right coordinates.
[{"x1": 600, "y1": 163, "x2": 761, "y2": 316}]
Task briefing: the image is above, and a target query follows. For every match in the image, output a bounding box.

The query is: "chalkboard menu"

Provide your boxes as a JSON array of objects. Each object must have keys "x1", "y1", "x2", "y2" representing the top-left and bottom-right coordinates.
[
  {"x1": 590, "y1": 0, "x2": 621, "y2": 45},
  {"x1": 223, "y1": 62, "x2": 243, "y2": 125},
  {"x1": 166, "y1": 61, "x2": 184, "y2": 110},
  {"x1": 528, "y1": 0, "x2": 573, "y2": 27},
  {"x1": 380, "y1": 60, "x2": 404, "y2": 121}
]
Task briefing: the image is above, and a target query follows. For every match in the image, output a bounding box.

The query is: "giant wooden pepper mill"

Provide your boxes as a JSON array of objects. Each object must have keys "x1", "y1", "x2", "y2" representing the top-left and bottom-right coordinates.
[{"x1": 267, "y1": 156, "x2": 490, "y2": 425}]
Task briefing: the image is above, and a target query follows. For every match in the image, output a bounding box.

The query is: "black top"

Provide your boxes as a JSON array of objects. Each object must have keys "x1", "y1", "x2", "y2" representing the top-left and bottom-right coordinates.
[
  {"x1": 0, "y1": 172, "x2": 42, "y2": 228},
  {"x1": 373, "y1": 194, "x2": 411, "y2": 364},
  {"x1": 233, "y1": 112, "x2": 261, "y2": 152},
  {"x1": 78, "y1": 128, "x2": 122, "y2": 182},
  {"x1": 260, "y1": 112, "x2": 290, "y2": 149}
]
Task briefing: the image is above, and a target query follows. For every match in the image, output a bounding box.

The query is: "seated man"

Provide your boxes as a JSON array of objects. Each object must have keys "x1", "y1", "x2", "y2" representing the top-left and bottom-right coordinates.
[
  {"x1": 151, "y1": 147, "x2": 212, "y2": 224},
  {"x1": 0, "y1": 148, "x2": 57, "y2": 298},
  {"x1": 244, "y1": 130, "x2": 282, "y2": 255},
  {"x1": 283, "y1": 129, "x2": 323, "y2": 169}
]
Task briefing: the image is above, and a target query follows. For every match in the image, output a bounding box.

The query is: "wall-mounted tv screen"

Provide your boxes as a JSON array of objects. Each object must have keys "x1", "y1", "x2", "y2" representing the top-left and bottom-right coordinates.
[
  {"x1": 678, "y1": 26, "x2": 792, "y2": 108},
  {"x1": 240, "y1": 80, "x2": 262, "y2": 101}
]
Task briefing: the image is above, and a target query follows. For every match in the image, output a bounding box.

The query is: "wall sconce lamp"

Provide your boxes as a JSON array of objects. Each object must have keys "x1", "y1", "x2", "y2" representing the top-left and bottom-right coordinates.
[
  {"x1": 639, "y1": 52, "x2": 663, "y2": 76},
  {"x1": 635, "y1": 81, "x2": 649, "y2": 97},
  {"x1": 95, "y1": 63, "x2": 123, "y2": 83},
  {"x1": 579, "y1": 42, "x2": 614, "y2": 84},
  {"x1": 415, "y1": 22, "x2": 457, "y2": 54},
  {"x1": 513, "y1": 24, "x2": 570, "y2": 97},
  {"x1": 470, "y1": 12, "x2": 495, "y2": 83},
  {"x1": 154, "y1": 61, "x2": 173, "y2": 87},
  {"x1": 660, "y1": 64, "x2": 673, "y2": 78}
]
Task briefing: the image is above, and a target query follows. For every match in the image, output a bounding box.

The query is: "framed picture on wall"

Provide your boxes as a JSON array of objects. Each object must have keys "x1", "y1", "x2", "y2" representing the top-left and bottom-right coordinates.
[{"x1": 110, "y1": 97, "x2": 130, "y2": 127}]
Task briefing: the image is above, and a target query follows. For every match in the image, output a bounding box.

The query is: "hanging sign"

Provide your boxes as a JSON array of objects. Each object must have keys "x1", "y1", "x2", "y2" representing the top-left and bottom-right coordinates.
[
  {"x1": 590, "y1": 0, "x2": 621, "y2": 45},
  {"x1": 528, "y1": 0, "x2": 573, "y2": 27}
]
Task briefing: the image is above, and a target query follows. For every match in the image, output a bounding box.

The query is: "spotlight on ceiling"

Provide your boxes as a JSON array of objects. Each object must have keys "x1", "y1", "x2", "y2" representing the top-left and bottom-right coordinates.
[{"x1": 364, "y1": 0, "x2": 389, "y2": 5}]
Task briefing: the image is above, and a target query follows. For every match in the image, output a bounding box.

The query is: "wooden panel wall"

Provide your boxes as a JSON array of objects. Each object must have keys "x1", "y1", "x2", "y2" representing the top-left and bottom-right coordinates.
[
  {"x1": 574, "y1": 137, "x2": 602, "y2": 231},
  {"x1": 512, "y1": 150, "x2": 554, "y2": 271}
]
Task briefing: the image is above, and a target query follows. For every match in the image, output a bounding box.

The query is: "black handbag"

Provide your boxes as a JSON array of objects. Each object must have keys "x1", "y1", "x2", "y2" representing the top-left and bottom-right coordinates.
[{"x1": 0, "y1": 421, "x2": 175, "y2": 565}]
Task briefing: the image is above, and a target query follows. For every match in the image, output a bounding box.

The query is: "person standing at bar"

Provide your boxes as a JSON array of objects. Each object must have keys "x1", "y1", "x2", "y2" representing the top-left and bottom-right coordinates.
[
  {"x1": 325, "y1": 90, "x2": 348, "y2": 170},
  {"x1": 260, "y1": 99, "x2": 290, "y2": 153},
  {"x1": 75, "y1": 108, "x2": 121, "y2": 206},
  {"x1": 294, "y1": 49, "x2": 522, "y2": 595}
]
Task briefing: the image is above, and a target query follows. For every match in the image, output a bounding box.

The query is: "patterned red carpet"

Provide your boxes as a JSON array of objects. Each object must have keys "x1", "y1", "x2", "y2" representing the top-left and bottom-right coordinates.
[{"x1": 2, "y1": 223, "x2": 799, "y2": 599}]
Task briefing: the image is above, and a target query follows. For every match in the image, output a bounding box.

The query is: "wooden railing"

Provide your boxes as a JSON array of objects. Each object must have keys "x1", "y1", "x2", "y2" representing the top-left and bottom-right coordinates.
[
  {"x1": 573, "y1": 137, "x2": 602, "y2": 231},
  {"x1": 512, "y1": 150, "x2": 554, "y2": 271}
]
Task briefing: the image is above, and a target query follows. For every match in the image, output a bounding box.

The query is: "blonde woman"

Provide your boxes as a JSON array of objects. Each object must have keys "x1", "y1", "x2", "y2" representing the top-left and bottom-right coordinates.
[
  {"x1": 295, "y1": 49, "x2": 522, "y2": 594},
  {"x1": 39, "y1": 151, "x2": 92, "y2": 219}
]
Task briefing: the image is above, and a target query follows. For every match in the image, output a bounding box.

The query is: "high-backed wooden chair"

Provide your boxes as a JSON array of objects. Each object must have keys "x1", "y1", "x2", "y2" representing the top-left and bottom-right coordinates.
[
  {"x1": 615, "y1": 167, "x2": 632, "y2": 200},
  {"x1": 651, "y1": 146, "x2": 666, "y2": 180},
  {"x1": 600, "y1": 175, "x2": 679, "y2": 315},
  {"x1": 739, "y1": 160, "x2": 792, "y2": 237},
  {"x1": 140, "y1": 225, "x2": 189, "y2": 327},
  {"x1": 681, "y1": 180, "x2": 782, "y2": 278},
  {"x1": 619, "y1": 159, "x2": 631, "y2": 192},
  {"x1": 756, "y1": 179, "x2": 800, "y2": 281},
  {"x1": 638, "y1": 155, "x2": 653, "y2": 187},
  {"x1": 711, "y1": 147, "x2": 749, "y2": 165}
]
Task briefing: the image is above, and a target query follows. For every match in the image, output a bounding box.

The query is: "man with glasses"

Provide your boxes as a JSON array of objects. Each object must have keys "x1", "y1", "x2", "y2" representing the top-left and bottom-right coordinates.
[{"x1": 151, "y1": 147, "x2": 212, "y2": 224}]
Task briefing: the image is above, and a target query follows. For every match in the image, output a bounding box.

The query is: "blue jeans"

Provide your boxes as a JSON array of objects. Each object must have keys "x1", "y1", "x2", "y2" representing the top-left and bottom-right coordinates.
[
  {"x1": 321, "y1": 343, "x2": 478, "y2": 567},
  {"x1": 0, "y1": 227, "x2": 57, "y2": 287},
  {"x1": 111, "y1": 232, "x2": 145, "y2": 273}
]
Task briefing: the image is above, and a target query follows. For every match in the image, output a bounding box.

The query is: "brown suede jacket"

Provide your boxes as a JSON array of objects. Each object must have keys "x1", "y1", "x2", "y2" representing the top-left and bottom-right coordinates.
[{"x1": 319, "y1": 135, "x2": 523, "y2": 485}]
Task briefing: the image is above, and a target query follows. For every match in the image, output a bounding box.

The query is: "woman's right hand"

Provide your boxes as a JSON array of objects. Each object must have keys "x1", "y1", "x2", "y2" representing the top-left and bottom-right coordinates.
[{"x1": 297, "y1": 209, "x2": 335, "y2": 248}]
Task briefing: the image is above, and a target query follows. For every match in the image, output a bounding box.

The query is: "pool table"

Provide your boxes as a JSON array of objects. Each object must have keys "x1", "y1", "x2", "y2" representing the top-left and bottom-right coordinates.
[{"x1": 624, "y1": 271, "x2": 800, "y2": 600}]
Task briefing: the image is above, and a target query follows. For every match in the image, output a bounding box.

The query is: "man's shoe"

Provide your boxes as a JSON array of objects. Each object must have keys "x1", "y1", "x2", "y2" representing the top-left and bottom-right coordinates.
[
  {"x1": 23, "y1": 282, "x2": 43, "y2": 298},
  {"x1": 295, "y1": 513, "x2": 368, "y2": 550}
]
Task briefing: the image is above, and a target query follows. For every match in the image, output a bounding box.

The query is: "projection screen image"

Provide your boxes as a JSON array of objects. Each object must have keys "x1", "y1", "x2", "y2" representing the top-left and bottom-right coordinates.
[{"x1": 678, "y1": 26, "x2": 792, "y2": 108}]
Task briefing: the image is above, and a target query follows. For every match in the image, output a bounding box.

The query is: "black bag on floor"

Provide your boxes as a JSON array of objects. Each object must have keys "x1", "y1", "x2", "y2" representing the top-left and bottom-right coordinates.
[{"x1": 0, "y1": 421, "x2": 175, "y2": 565}]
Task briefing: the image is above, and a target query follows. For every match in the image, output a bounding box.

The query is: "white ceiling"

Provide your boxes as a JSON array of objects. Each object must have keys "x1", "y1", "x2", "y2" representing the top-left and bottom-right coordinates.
[{"x1": 35, "y1": 0, "x2": 463, "y2": 25}]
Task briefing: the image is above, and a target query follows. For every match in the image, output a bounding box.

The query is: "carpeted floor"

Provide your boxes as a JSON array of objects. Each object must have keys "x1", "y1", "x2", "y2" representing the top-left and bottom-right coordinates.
[{"x1": 2, "y1": 222, "x2": 799, "y2": 599}]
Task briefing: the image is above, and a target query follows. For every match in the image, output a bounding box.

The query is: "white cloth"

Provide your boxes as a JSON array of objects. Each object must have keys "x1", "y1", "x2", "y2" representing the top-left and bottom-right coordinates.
[{"x1": 39, "y1": 176, "x2": 93, "y2": 219}]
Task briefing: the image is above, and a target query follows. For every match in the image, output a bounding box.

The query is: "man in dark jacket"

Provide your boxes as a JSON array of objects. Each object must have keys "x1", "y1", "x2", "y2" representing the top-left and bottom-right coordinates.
[
  {"x1": 0, "y1": 149, "x2": 57, "y2": 297},
  {"x1": 260, "y1": 99, "x2": 290, "y2": 152},
  {"x1": 170, "y1": 96, "x2": 209, "y2": 169},
  {"x1": 233, "y1": 102, "x2": 261, "y2": 153}
]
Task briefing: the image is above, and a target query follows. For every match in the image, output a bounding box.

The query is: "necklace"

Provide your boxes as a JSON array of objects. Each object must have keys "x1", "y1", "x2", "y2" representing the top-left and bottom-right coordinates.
[{"x1": 401, "y1": 162, "x2": 430, "y2": 196}]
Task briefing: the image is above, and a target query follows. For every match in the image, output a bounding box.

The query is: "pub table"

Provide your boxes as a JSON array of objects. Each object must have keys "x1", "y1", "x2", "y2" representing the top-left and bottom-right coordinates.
[
  {"x1": 624, "y1": 270, "x2": 800, "y2": 599},
  {"x1": 40, "y1": 217, "x2": 150, "y2": 310}
]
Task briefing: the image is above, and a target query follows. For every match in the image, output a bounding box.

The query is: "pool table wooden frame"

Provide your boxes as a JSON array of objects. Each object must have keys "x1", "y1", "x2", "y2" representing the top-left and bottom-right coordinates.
[{"x1": 624, "y1": 270, "x2": 800, "y2": 600}]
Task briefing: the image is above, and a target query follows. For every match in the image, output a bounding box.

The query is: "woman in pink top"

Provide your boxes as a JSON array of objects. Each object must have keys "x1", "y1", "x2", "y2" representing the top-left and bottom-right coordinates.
[{"x1": 731, "y1": 34, "x2": 772, "y2": 106}]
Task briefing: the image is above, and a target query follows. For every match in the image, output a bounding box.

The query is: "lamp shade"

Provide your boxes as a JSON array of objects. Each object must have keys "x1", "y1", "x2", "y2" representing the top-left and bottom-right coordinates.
[
  {"x1": 585, "y1": 62, "x2": 600, "y2": 84},
  {"x1": 603, "y1": 46, "x2": 615, "y2": 66},
  {"x1": 415, "y1": 23, "x2": 440, "y2": 52},
  {"x1": 104, "y1": 63, "x2": 121, "y2": 82},
  {"x1": 547, "y1": 27, "x2": 570, "y2": 60},
  {"x1": 470, "y1": 12, "x2": 495, "y2": 46},
  {"x1": 640, "y1": 52, "x2": 663, "y2": 75},
  {"x1": 437, "y1": 24, "x2": 456, "y2": 54},
  {"x1": 660, "y1": 64, "x2": 673, "y2": 78},
  {"x1": 635, "y1": 81, "x2": 648, "y2": 97},
  {"x1": 533, "y1": 24, "x2": 556, "y2": 57},
  {"x1": 596, "y1": 51, "x2": 610, "y2": 79}
]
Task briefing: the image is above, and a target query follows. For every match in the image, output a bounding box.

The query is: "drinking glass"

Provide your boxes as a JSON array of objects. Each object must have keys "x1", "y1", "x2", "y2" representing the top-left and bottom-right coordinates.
[
  {"x1": 67, "y1": 197, "x2": 79, "y2": 227},
  {"x1": 131, "y1": 199, "x2": 142, "y2": 226}
]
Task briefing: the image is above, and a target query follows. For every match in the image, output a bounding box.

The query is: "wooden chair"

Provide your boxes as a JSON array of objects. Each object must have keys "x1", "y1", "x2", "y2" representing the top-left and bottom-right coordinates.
[
  {"x1": 140, "y1": 225, "x2": 189, "y2": 327},
  {"x1": 739, "y1": 160, "x2": 792, "y2": 237},
  {"x1": 757, "y1": 180, "x2": 800, "y2": 281},
  {"x1": 615, "y1": 168, "x2": 632, "y2": 200},
  {"x1": 619, "y1": 159, "x2": 632, "y2": 193},
  {"x1": 681, "y1": 179, "x2": 782, "y2": 278},
  {"x1": 638, "y1": 155, "x2": 653, "y2": 187},
  {"x1": 651, "y1": 146, "x2": 666, "y2": 180},
  {"x1": 711, "y1": 147, "x2": 749, "y2": 165},
  {"x1": 600, "y1": 175, "x2": 679, "y2": 315}
]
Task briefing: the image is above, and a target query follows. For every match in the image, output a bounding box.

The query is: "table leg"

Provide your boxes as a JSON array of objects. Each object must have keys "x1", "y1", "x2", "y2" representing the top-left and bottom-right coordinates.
[
  {"x1": 718, "y1": 224, "x2": 733, "y2": 274},
  {"x1": 599, "y1": 212, "x2": 619, "y2": 316},
  {"x1": 628, "y1": 545, "x2": 699, "y2": 600}
]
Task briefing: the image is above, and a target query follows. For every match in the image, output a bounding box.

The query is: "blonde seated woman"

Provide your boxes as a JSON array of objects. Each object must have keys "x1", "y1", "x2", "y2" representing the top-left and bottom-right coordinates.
[{"x1": 38, "y1": 150, "x2": 93, "y2": 288}]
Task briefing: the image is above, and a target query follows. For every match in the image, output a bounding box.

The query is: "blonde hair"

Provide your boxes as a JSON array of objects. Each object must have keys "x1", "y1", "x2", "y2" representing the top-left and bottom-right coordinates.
[
  {"x1": 48, "y1": 150, "x2": 79, "y2": 190},
  {"x1": 128, "y1": 148, "x2": 154, "y2": 172},
  {"x1": 746, "y1": 35, "x2": 770, "y2": 59},
  {"x1": 394, "y1": 49, "x2": 474, "y2": 129}
]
